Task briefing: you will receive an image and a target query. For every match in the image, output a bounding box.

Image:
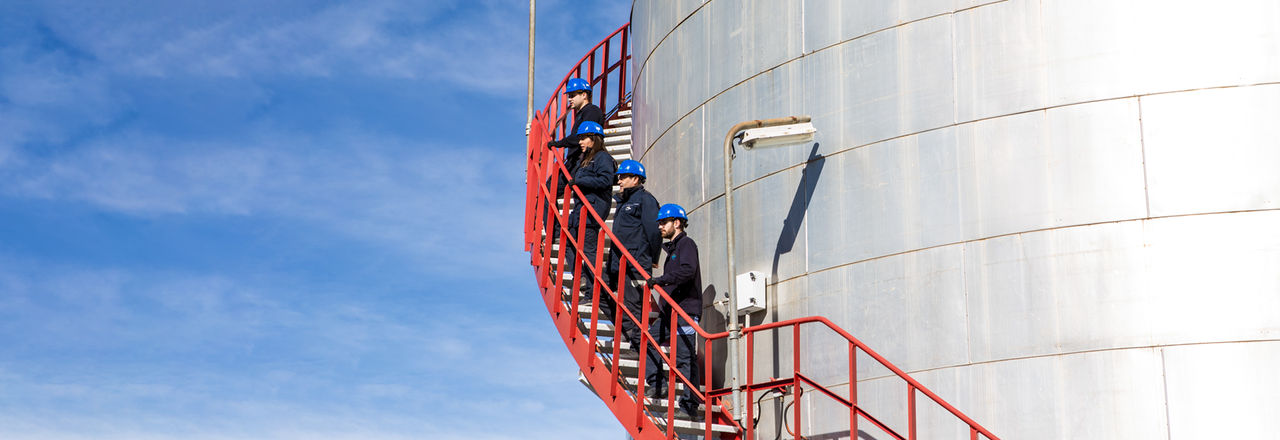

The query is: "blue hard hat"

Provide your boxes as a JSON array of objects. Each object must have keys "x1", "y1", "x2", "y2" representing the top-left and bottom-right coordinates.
[
  {"x1": 616, "y1": 159, "x2": 646, "y2": 179},
  {"x1": 657, "y1": 204, "x2": 687, "y2": 222},
  {"x1": 564, "y1": 78, "x2": 591, "y2": 94},
  {"x1": 576, "y1": 121, "x2": 604, "y2": 136}
]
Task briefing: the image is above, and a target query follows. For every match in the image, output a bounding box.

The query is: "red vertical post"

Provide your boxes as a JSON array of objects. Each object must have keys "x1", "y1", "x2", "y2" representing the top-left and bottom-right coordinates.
[
  {"x1": 745, "y1": 330, "x2": 755, "y2": 440},
  {"x1": 704, "y1": 338, "x2": 713, "y2": 440},
  {"x1": 587, "y1": 52, "x2": 595, "y2": 96},
  {"x1": 666, "y1": 306, "x2": 678, "y2": 439},
  {"x1": 619, "y1": 30, "x2": 628, "y2": 105},
  {"x1": 908, "y1": 384, "x2": 917, "y2": 440},
  {"x1": 793, "y1": 324, "x2": 802, "y2": 440},
  {"x1": 635, "y1": 270, "x2": 652, "y2": 432},
  {"x1": 609, "y1": 261, "x2": 627, "y2": 399},
  {"x1": 793, "y1": 324, "x2": 800, "y2": 379},
  {"x1": 850, "y1": 342, "x2": 858, "y2": 438},
  {"x1": 600, "y1": 40, "x2": 610, "y2": 112}
]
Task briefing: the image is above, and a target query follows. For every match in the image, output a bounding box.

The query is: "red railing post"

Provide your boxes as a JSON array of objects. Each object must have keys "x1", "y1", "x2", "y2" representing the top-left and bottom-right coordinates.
[
  {"x1": 666, "y1": 307, "x2": 677, "y2": 440},
  {"x1": 600, "y1": 40, "x2": 610, "y2": 112},
  {"x1": 908, "y1": 384, "x2": 917, "y2": 440},
  {"x1": 850, "y1": 342, "x2": 858, "y2": 438},
  {"x1": 745, "y1": 331, "x2": 755, "y2": 440},
  {"x1": 793, "y1": 324, "x2": 802, "y2": 440},
  {"x1": 634, "y1": 275, "x2": 652, "y2": 431},
  {"x1": 618, "y1": 31, "x2": 628, "y2": 106},
  {"x1": 705, "y1": 338, "x2": 714, "y2": 439}
]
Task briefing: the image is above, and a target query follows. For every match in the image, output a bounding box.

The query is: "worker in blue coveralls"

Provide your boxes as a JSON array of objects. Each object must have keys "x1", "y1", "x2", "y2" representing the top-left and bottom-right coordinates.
[
  {"x1": 565, "y1": 121, "x2": 616, "y2": 296},
  {"x1": 605, "y1": 160, "x2": 662, "y2": 355},
  {"x1": 639, "y1": 204, "x2": 703, "y2": 421}
]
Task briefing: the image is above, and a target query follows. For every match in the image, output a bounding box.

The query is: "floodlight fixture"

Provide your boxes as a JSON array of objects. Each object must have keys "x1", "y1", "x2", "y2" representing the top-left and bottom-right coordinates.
[{"x1": 740, "y1": 122, "x2": 817, "y2": 149}]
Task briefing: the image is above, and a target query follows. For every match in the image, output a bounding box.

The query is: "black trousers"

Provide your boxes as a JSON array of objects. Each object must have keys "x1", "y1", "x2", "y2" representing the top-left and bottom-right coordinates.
[
  {"x1": 646, "y1": 311, "x2": 701, "y2": 411},
  {"x1": 605, "y1": 255, "x2": 646, "y2": 348},
  {"x1": 567, "y1": 223, "x2": 600, "y2": 292}
]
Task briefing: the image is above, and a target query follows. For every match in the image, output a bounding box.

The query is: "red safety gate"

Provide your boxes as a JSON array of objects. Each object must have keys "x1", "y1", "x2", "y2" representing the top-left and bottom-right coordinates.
[{"x1": 523, "y1": 22, "x2": 1000, "y2": 440}]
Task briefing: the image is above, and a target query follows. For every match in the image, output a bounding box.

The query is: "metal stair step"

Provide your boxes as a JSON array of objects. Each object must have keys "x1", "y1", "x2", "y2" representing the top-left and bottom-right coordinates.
[
  {"x1": 577, "y1": 304, "x2": 659, "y2": 322},
  {"x1": 546, "y1": 252, "x2": 612, "y2": 267},
  {"x1": 643, "y1": 396, "x2": 720, "y2": 413},
  {"x1": 618, "y1": 356, "x2": 670, "y2": 372},
  {"x1": 603, "y1": 126, "x2": 631, "y2": 136},
  {"x1": 540, "y1": 219, "x2": 614, "y2": 238},
  {"x1": 616, "y1": 109, "x2": 631, "y2": 118},
  {"x1": 604, "y1": 134, "x2": 630, "y2": 146},
  {"x1": 602, "y1": 340, "x2": 668, "y2": 356},
  {"x1": 610, "y1": 117, "x2": 632, "y2": 127},
  {"x1": 576, "y1": 319, "x2": 615, "y2": 338},
  {"x1": 654, "y1": 417, "x2": 738, "y2": 435},
  {"x1": 623, "y1": 375, "x2": 689, "y2": 392},
  {"x1": 552, "y1": 200, "x2": 617, "y2": 217}
]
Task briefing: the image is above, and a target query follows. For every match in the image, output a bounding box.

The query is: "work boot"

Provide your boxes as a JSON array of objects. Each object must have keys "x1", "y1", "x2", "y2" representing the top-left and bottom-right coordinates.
[
  {"x1": 644, "y1": 383, "x2": 666, "y2": 399},
  {"x1": 676, "y1": 405, "x2": 702, "y2": 422}
]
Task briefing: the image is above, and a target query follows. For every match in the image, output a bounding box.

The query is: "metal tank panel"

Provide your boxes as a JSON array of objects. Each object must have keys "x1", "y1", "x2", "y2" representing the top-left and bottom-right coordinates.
[
  {"x1": 1163, "y1": 341, "x2": 1280, "y2": 439},
  {"x1": 629, "y1": 0, "x2": 1280, "y2": 437},
  {"x1": 643, "y1": 105, "x2": 704, "y2": 207},
  {"x1": 954, "y1": 0, "x2": 1048, "y2": 123},
  {"x1": 706, "y1": 0, "x2": 802, "y2": 95},
  {"x1": 806, "y1": 127, "x2": 965, "y2": 270},
  {"x1": 1141, "y1": 84, "x2": 1280, "y2": 217},
  {"x1": 703, "y1": 61, "x2": 806, "y2": 193},
  {"x1": 728, "y1": 166, "x2": 808, "y2": 282},
  {"x1": 955, "y1": 98, "x2": 1148, "y2": 239}
]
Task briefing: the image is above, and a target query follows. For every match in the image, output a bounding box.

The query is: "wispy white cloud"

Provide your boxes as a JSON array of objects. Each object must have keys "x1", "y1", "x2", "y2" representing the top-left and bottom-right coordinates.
[
  {"x1": 22, "y1": 0, "x2": 550, "y2": 96},
  {"x1": 0, "y1": 258, "x2": 620, "y2": 440},
  {"x1": 1, "y1": 126, "x2": 527, "y2": 277}
]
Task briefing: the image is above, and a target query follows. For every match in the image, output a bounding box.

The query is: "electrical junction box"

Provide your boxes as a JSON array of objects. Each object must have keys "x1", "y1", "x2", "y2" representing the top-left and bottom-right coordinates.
[{"x1": 735, "y1": 271, "x2": 768, "y2": 314}]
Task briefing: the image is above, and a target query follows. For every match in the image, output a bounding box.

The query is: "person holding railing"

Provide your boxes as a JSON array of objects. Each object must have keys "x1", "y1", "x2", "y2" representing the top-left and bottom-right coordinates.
[
  {"x1": 547, "y1": 78, "x2": 604, "y2": 167},
  {"x1": 638, "y1": 203, "x2": 703, "y2": 422},
  {"x1": 565, "y1": 121, "x2": 616, "y2": 296},
  {"x1": 605, "y1": 160, "x2": 662, "y2": 357}
]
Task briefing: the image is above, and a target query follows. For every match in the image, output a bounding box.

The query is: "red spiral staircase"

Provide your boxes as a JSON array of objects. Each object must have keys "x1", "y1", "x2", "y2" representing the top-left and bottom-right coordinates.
[{"x1": 524, "y1": 23, "x2": 1000, "y2": 440}]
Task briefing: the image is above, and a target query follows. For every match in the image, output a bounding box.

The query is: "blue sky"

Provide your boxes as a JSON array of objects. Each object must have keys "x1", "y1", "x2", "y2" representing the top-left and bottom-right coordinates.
[{"x1": 0, "y1": 1, "x2": 630, "y2": 438}]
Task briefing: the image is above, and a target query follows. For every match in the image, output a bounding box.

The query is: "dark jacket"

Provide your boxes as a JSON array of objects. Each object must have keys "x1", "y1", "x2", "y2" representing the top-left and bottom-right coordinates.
[
  {"x1": 609, "y1": 185, "x2": 662, "y2": 269},
  {"x1": 567, "y1": 149, "x2": 616, "y2": 231},
  {"x1": 650, "y1": 231, "x2": 702, "y2": 316},
  {"x1": 549, "y1": 103, "x2": 604, "y2": 150},
  {"x1": 550, "y1": 103, "x2": 603, "y2": 196}
]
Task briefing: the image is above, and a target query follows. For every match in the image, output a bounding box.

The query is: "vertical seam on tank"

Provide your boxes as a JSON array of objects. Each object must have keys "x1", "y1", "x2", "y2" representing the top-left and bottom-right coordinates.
[
  {"x1": 951, "y1": 8, "x2": 960, "y2": 128},
  {"x1": 1160, "y1": 347, "x2": 1173, "y2": 439},
  {"x1": 1138, "y1": 96, "x2": 1152, "y2": 218},
  {"x1": 700, "y1": 106, "x2": 707, "y2": 204},
  {"x1": 961, "y1": 243, "x2": 973, "y2": 365}
]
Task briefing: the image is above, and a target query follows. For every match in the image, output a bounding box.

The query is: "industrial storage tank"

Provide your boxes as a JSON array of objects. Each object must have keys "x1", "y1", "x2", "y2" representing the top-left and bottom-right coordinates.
[{"x1": 628, "y1": 0, "x2": 1280, "y2": 438}]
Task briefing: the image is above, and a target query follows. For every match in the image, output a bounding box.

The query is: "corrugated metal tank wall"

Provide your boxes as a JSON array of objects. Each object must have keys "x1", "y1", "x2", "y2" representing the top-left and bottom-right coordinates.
[{"x1": 629, "y1": 0, "x2": 1280, "y2": 438}]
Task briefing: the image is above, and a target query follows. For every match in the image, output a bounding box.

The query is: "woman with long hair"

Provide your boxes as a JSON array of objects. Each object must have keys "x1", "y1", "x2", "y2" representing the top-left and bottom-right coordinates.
[{"x1": 566, "y1": 121, "x2": 616, "y2": 297}]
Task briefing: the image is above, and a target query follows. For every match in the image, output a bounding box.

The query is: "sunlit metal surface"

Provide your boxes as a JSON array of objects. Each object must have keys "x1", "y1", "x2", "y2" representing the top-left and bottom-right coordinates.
[{"x1": 631, "y1": 0, "x2": 1280, "y2": 437}]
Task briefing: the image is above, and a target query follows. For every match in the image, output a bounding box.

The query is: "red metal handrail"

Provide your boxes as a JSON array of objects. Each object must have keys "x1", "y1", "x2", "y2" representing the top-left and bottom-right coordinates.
[{"x1": 524, "y1": 21, "x2": 999, "y2": 440}]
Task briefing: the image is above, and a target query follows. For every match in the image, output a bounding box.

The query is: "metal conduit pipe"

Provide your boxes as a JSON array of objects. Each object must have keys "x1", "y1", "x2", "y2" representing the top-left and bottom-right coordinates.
[{"x1": 721, "y1": 115, "x2": 811, "y2": 423}]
